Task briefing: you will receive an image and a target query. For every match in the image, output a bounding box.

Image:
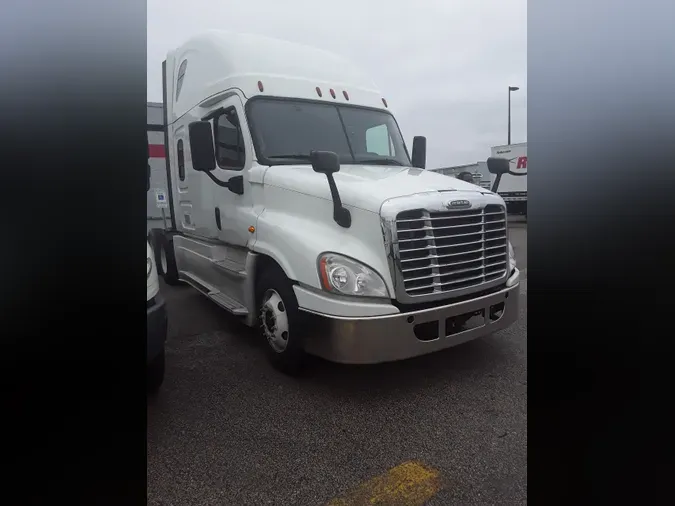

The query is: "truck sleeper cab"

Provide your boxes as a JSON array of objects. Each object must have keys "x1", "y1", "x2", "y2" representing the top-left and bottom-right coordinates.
[{"x1": 148, "y1": 30, "x2": 520, "y2": 374}]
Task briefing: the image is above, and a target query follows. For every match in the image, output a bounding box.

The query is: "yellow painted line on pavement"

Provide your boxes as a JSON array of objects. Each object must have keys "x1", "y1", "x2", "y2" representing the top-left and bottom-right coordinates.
[{"x1": 326, "y1": 460, "x2": 443, "y2": 506}]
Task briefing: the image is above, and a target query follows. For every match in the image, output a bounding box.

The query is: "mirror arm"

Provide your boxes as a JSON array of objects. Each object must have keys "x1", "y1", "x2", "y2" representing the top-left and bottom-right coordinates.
[
  {"x1": 325, "y1": 174, "x2": 351, "y2": 228},
  {"x1": 491, "y1": 173, "x2": 503, "y2": 193},
  {"x1": 204, "y1": 170, "x2": 230, "y2": 188},
  {"x1": 203, "y1": 171, "x2": 244, "y2": 195},
  {"x1": 309, "y1": 150, "x2": 351, "y2": 228}
]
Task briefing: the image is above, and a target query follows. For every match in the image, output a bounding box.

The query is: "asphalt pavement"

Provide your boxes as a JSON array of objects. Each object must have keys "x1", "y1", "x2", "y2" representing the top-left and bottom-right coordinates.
[{"x1": 148, "y1": 221, "x2": 527, "y2": 505}]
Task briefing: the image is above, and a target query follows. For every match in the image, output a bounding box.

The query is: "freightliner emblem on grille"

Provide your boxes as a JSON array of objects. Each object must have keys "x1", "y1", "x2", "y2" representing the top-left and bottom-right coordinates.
[{"x1": 446, "y1": 199, "x2": 471, "y2": 209}]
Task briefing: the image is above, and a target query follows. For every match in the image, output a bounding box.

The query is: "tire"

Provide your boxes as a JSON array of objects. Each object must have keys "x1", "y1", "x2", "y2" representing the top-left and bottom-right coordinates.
[
  {"x1": 147, "y1": 349, "x2": 165, "y2": 395},
  {"x1": 148, "y1": 229, "x2": 163, "y2": 273},
  {"x1": 256, "y1": 266, "x2": 307, "y2": 376},
  {"x1": 157, "y1": 232, "x2": 180, "y2": 286}
]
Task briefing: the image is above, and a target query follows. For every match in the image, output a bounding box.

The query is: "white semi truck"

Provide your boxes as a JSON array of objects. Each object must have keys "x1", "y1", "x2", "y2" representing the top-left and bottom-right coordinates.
[
  {"x1": 147, "y1": 31, "x2": 520, "y2": 374},
  {"x1": 490, "y1": 142, "x2": 527, "y2": 216}
]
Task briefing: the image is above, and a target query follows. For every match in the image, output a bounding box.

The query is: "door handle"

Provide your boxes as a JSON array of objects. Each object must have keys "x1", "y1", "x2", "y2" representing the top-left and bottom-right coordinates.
[{"x1": 215, "y1": 207, "x2": 222, "y2": 230}]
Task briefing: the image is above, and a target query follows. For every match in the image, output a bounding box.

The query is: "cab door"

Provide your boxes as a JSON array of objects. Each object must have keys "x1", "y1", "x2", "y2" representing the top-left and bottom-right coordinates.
[{"x1": 209, "y1": 94, "x2": 256, "y2": 249}]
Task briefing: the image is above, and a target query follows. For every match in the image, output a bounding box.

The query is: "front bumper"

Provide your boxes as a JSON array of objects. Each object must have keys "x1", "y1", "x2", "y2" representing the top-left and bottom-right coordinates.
[
  {"x1": 147, "y1": 292, "x2": 168, "y2": 363},
  {"x1": 302, "y1": 269, "x2": 520, "y2": 365}
]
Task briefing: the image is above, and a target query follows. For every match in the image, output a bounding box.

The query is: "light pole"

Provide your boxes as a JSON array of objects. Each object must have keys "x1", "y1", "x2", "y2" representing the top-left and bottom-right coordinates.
[{"x1": 508, "y1": 86, "x2": 519, "y2": 145}]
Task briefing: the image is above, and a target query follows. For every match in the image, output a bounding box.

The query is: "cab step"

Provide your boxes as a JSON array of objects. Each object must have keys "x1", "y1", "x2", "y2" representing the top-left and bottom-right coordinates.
[{"x1": 180, "y1": 271, "x2": 249, "y2": 316}]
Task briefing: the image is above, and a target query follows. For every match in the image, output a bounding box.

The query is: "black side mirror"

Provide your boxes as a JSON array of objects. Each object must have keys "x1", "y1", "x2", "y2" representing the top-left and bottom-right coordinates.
[
  {"x1": 310, "y1": 150, "x2": 340, "y2": 174},
  {"x1": 487, "y1": 157, "x2": 510, "y2": 175},
  {"x1": 487, "y1": 157, "x2": 510, "y2": 193},
  {"x1": 227, "y1": 175, "x2": 244, "y2": 195},
  {"x1": 146, "y1": 163, "x2": 151, "y2": 192},
  {"x1": 411, "y1": 136, "x2": 427, "y2": 169},
  {"x1": 188, "y1": 121, "x2": 216, "y2": 172},
  {"x1": 457, "y1": 171, "x2": 474, "y2": 183},
  {"x1": 309, "y1": 150, "x2": 350, "y2": 228}
]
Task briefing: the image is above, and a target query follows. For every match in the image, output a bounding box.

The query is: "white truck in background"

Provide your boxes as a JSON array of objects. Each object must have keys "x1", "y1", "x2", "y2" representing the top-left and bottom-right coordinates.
[
  {"x1": 490, "y1": 142, "x2": 527, "y2": 216},
  {"x1": 146, "y1": 30, "x2": 520, "y2": 375}
]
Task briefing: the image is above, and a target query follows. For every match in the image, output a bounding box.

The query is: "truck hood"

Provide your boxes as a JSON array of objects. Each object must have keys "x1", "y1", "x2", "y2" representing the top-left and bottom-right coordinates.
[{"x1": 262, "y1": 164, "x2": 489, "y2": 213}]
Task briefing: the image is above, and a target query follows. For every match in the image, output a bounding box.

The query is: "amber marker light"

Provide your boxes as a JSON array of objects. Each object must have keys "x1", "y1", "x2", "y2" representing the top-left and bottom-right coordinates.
[{"x1": 319, "y1": 256, "x2": 332, "y2": 291}]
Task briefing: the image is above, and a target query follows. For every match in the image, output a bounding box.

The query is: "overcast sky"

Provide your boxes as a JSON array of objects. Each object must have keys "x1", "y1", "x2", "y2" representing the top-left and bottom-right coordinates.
[{"x1": 147, "y1": 0, "x2": 526, "y2": 168}]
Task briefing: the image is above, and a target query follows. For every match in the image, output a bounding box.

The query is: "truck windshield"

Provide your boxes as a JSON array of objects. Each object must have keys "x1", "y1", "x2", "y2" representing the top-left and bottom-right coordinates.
[{"x1": 247, "y1": 99, "x2": 411, "y2": 167}]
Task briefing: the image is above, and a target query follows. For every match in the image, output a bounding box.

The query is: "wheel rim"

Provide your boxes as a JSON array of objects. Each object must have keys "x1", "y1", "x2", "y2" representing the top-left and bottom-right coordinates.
[
  {"x1": 260, "y1": 289, "x2": 290, "y2": 353},
  {"x1": 160, "y1": 247, "x2": 168, "y2": 274}
]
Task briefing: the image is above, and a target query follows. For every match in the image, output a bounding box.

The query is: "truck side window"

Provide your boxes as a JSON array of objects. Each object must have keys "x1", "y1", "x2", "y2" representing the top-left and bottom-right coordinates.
[
  {"x1": 177, "y1": 139, "x2": 185, "y2": 181},
  {"x1": 215, "y1": 108, "x2": 245, "y2": 170},
  {"x1": 176, "y1": 60, "x2": 188, "y2": 101},
  {"x1": 365, "y1": 124, "x2": 392, "y2": 156}
]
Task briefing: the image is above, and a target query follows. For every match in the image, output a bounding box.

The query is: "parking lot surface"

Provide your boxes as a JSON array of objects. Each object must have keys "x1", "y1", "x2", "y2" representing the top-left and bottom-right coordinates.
[{"x1": 148, "y1": 223, "x2": 527, "y2": 505}]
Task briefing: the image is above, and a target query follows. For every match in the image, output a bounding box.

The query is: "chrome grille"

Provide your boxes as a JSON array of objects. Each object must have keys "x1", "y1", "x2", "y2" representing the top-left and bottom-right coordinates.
[{"x1": 395, "y1": 204, "x2": 508, "y2": 297}]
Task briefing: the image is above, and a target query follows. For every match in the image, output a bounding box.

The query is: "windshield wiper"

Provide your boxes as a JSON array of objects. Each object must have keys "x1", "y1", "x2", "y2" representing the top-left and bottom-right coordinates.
[
  {"x1": 267, "y1": 154, "x2": 405, "y2": 167},
  {"x1": 356, "y1": 157, "x2": 404, "y2": 166},
  {"x1": 266, "y1": 153, "x2": 312, "y2": 160}
]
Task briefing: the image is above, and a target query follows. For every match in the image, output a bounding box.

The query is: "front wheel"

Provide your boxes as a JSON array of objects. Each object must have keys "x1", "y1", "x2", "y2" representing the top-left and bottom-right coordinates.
[
  {"x1": 256, "y1": 267, "x2": 307, "y2": 376},
  {"x1": 157, "y1": 232, "x2": 180, "y2": 286}
]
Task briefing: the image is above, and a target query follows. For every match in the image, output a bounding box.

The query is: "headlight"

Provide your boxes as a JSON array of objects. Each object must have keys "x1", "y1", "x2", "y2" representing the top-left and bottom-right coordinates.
[
  {"x1": 147, "y1": 257, "x2": 153, "y2": 279},
  {"x1": 508, "y1": 241, "x2": 516, "y2": 270},
  {"x1": 317, "y1": 253, "x2": 389, "y2": 298}
]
